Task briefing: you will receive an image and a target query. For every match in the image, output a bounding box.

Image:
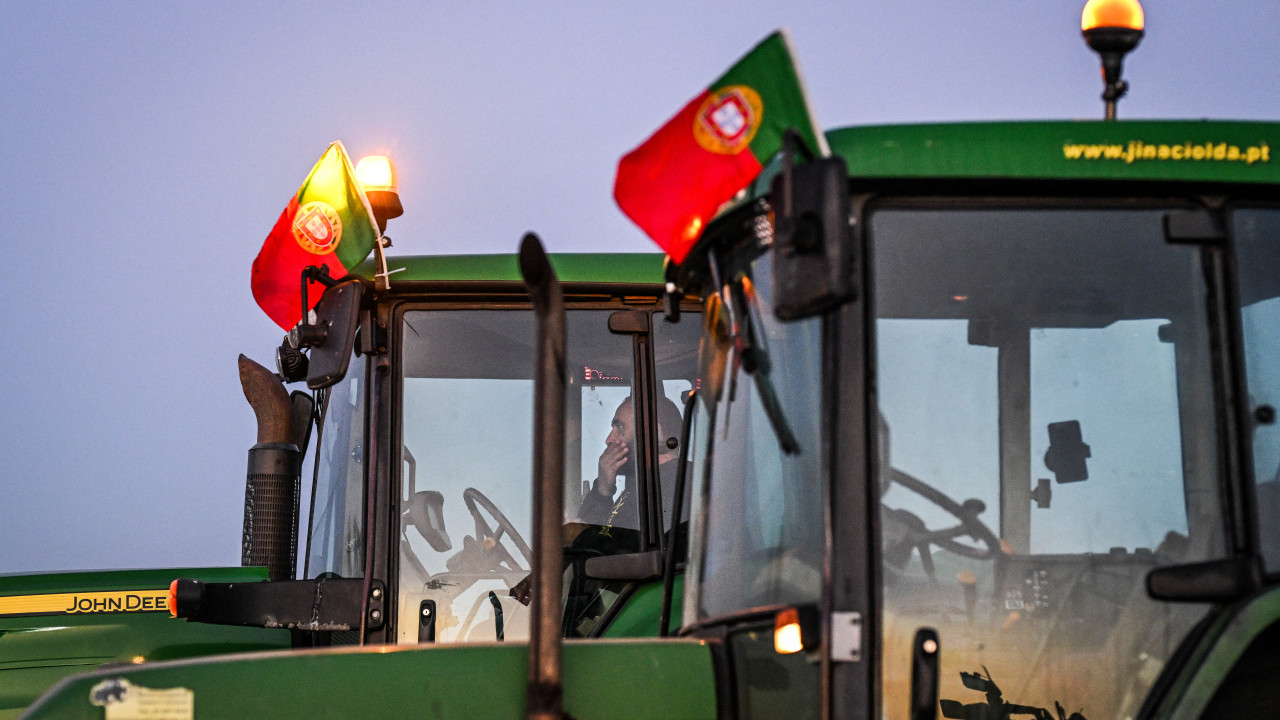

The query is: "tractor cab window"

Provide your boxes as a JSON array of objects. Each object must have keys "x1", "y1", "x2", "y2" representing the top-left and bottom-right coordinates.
[
  {"x1": 653, "y1": 315, "x2": 702, "y2": 552},
  {"x1": 873, "y1": 205, "x2": 1226, "y2": 720},
  {"x1": 561, "y1": 310, "x2": 700, "y2": 638},
  {"x1": 397, "y1": 308, "x2": 667, "y2": 644},
  {"x1": 305, "y1": 352, "x2": 368, "y2": 581},
  {"x1": 1233, "y1": 207, "x2": 1280, "y2": 573}
]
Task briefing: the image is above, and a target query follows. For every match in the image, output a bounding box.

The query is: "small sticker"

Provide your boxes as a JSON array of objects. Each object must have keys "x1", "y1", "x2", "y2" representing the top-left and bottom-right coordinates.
[{"x1": 90, "y1": 678, "x2": 193, "y2": 720}]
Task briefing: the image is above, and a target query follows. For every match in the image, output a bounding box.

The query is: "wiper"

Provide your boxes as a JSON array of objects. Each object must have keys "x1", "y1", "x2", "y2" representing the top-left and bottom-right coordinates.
[{"x1": 732, "y1": 276, "x2": 800, "y2": 455}]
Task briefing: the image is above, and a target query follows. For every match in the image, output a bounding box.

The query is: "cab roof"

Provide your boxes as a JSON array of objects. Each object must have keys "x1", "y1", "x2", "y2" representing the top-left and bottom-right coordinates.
[
  {"x1": 825, "y1": 119, "x2": 1280, "y2": 185},
  {"x1": 352, "y1": 253, "x2": 665, "y2": 285}
]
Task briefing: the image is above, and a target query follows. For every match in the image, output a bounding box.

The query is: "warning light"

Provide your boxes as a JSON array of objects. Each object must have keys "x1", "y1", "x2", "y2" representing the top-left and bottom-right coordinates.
[
  {"x1": 356, "y1": 155, "x2": 397, "y2": 193},
  {"x1": 356, "y1": 154, "x2": 404, "y2": 232},
  {"x1": 1081, "y1": 0, "x2": 1144, "y2": 32},
  {"x1": 168, "y1": 580, "x2": 178, "y2": 618},
  {"x1": 1081, "y1": 0, "x2": 1144, "y2": 120}
]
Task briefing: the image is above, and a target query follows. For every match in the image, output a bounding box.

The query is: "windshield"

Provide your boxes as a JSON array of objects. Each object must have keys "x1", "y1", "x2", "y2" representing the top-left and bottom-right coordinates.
[
  {"x1": 873, "y1": 206, "x2": 1226, "y2": 720},
  {"x1": 1233, "y1": 207, "x2": 1280, "y2": 573},
  {"x1": 684, "y1": 248, "x2": 825, "y2": 623},
  {"x1": 395, "y1": 308, "x2": 697, "y2": 644}
]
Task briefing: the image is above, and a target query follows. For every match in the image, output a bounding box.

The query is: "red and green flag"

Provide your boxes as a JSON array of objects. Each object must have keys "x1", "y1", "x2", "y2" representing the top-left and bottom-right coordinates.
[
  {"x1": 613, "y1": 30, "x2": 826, "y2": 264},
  {"x1": 251, "y1": 141, "x2": 379, "y2": 330}
]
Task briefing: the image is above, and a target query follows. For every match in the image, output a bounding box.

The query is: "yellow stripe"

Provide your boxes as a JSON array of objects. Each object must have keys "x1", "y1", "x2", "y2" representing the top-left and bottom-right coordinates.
[{"x1": 0, "y1": 590, "x2": 169, "y2": 616}]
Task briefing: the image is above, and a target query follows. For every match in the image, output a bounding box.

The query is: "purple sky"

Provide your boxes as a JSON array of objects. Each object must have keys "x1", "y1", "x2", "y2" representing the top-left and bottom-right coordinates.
[{"x1": 2, "y1": 2, "x2": 1277, "y2": 574}]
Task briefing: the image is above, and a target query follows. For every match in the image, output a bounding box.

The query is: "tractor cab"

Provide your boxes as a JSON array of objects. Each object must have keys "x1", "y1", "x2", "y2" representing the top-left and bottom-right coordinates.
[
  {"x1": 668, "y1": 120, "x2": 1280, "y2": 719},
  {"x1": 173, "y1": 250, "x2": 701, "y2": 647},
  {"x1": 305, "y1": 267, "x2": 700, "y2": 644}
]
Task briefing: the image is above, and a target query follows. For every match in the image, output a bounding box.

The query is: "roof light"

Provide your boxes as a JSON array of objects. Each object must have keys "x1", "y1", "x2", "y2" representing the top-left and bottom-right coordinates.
[
  {"x1": 1081, "y1": 0, "x2": 1144, "y2": 32},
  {"x1": 355, "y1": 154, "x2": 404, "y2": 232},
  {"x1": 1081, "y1": 0, "x2": 1144, "y2": 120},
  {"x1": 356, "y1": 155, "x2": 397, "y2": 193}
]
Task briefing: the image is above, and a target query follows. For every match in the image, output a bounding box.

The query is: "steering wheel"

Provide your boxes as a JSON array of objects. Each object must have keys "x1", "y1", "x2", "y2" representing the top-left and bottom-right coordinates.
[
  {"x1": 884, "y1": 467, "x2": 1001, "y2": 561},
  {"x1": 462, "y1": 487, "x2": 533, "y2": 572}
]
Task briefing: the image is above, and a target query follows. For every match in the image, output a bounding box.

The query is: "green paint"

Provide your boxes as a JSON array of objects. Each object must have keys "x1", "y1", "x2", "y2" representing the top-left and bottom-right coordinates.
[
  {"x1": 602, "y1": 576, "x2": 684, "y2": 638},
  {"x1": 826, "y1": 120, "x2": 1280, "y2": 184},
  {"x1": 24, "y1": 640, "x2": 717, "y2": 720},
  {"x1": 0, "y1": 568, "x2": 288, "y2": 718},
  {"x1": 0, "y1": 567, "x2": 269, "y2": 597},
  {"x1": 1151, "y1": 588, "x2": 1280, "y2": 720},
  {"x1": 353, "y1": 253, "x2": 666, "y2": 285}
]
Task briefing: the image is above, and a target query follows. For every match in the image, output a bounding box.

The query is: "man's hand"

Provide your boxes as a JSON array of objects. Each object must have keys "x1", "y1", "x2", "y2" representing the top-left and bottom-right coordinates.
[{"x1": 595, "y1": 439, "x2": 628, "y2": 496}]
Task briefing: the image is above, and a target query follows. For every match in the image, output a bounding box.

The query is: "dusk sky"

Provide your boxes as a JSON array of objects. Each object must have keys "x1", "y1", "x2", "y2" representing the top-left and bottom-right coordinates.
[{"x1": 3, "y1": 2, "x2": 1278, "y2": 575}]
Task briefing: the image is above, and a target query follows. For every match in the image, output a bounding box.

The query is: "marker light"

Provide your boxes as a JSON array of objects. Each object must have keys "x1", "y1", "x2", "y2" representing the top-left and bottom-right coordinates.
[
  {"x1": 774, "y1": 606, "x2": 820, "y2": 654},
  {"x1": 775, "y1": 608, "x2": 804, "y2": 654},
  {"x1": 355, "y1": 154, "x2": 404, "y2": 232},
  {"x1": 168, "y1": 579, "x2": 179, "y2": 618}
]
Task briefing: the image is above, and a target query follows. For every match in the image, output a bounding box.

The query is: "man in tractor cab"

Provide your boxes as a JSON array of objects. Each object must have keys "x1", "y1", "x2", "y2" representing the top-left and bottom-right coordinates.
[{"x1": 576, "y1": 395, "x2": 686, "y2": 534}]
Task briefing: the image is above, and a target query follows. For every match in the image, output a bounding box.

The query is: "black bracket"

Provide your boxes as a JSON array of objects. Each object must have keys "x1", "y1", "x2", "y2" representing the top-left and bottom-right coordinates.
[{"x1": 171, "y1": 576, "x2": 384, "y2": 632}]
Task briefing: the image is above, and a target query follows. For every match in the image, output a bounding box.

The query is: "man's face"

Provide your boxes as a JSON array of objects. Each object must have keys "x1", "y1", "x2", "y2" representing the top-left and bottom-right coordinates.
[{"x1": 607, "y1": 400, "x2": 636, "y2": 454}]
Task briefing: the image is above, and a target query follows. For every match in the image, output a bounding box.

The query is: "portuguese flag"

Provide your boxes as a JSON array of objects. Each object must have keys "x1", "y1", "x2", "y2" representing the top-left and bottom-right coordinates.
[
  {"x1": 251, "y1": 141, "x2": 379, "y2": 330},
  {"x1": 614, "y1": 30, "x2": 826, "y2": 264}
]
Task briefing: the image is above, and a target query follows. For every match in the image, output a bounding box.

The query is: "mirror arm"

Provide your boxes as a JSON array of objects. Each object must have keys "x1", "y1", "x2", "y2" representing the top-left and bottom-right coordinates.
[{"x1": 297, "y1": 265, "x2": 339, "y2": 327}]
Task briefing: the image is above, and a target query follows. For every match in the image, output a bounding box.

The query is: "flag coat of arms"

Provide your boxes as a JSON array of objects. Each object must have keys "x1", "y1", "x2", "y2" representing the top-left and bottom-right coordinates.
[
  {"x1": 613, "y1": 30, "x2": 826, "y2": 264},
  {"x1": 251, "y1": 141, "x2": 379, "y2": 330}
]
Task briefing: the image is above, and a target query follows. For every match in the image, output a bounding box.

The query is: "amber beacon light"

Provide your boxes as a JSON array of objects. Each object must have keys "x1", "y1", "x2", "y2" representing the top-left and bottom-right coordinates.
[
  {"x1": 356, "y1": 154, "x2": 404, "y2": 232},
  {"x1": 1081, "y1": 0, "x2": 1144, "y2": 120}
]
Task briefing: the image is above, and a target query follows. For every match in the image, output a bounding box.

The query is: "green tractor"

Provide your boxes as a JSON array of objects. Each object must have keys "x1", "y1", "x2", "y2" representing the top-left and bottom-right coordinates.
[
  {"x1": 19, "y1": 6, "x2": 1280, "y2": 717},
  {"x1": 2, "y1": 238, "x2": 701, "y2": 717},
  {"x1": 24, "y1": 115, "x2": 1280, "y2": 719}
]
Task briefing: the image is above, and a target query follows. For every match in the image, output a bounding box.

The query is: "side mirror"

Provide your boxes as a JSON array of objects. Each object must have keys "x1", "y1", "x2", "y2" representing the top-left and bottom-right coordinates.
[
  {"x1": 302, "y1": 280, "x2": 363, "y2": 390},
  {"x1": 770, "y1": 155, "x2": 854, "y2": 320}
]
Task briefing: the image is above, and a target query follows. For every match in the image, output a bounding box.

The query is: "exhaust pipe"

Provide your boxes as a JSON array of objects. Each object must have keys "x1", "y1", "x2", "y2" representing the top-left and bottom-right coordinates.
[
  {"x1": 238, "y1": 354, "x2": 302, "y2": 581},
  {"x1": 520, "y1": 234, "x2": 567, "y2": 720}
]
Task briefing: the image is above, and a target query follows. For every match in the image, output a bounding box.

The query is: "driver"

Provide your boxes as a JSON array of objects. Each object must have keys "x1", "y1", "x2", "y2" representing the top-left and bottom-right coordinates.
[{"x1": 576, "y1": 395, "x2": 684, "y2": 533}]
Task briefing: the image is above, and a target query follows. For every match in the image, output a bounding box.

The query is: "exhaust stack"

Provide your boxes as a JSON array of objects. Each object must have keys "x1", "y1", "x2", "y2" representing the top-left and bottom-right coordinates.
[{"x1": 238, "y1": 354, "x2": 302, "y2": 581}]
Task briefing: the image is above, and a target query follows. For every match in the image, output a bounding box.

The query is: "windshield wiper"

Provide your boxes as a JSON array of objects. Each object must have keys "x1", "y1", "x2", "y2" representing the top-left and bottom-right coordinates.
[{"x1": 732, "y1": 277, "x2": 800, "y2": 455}]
